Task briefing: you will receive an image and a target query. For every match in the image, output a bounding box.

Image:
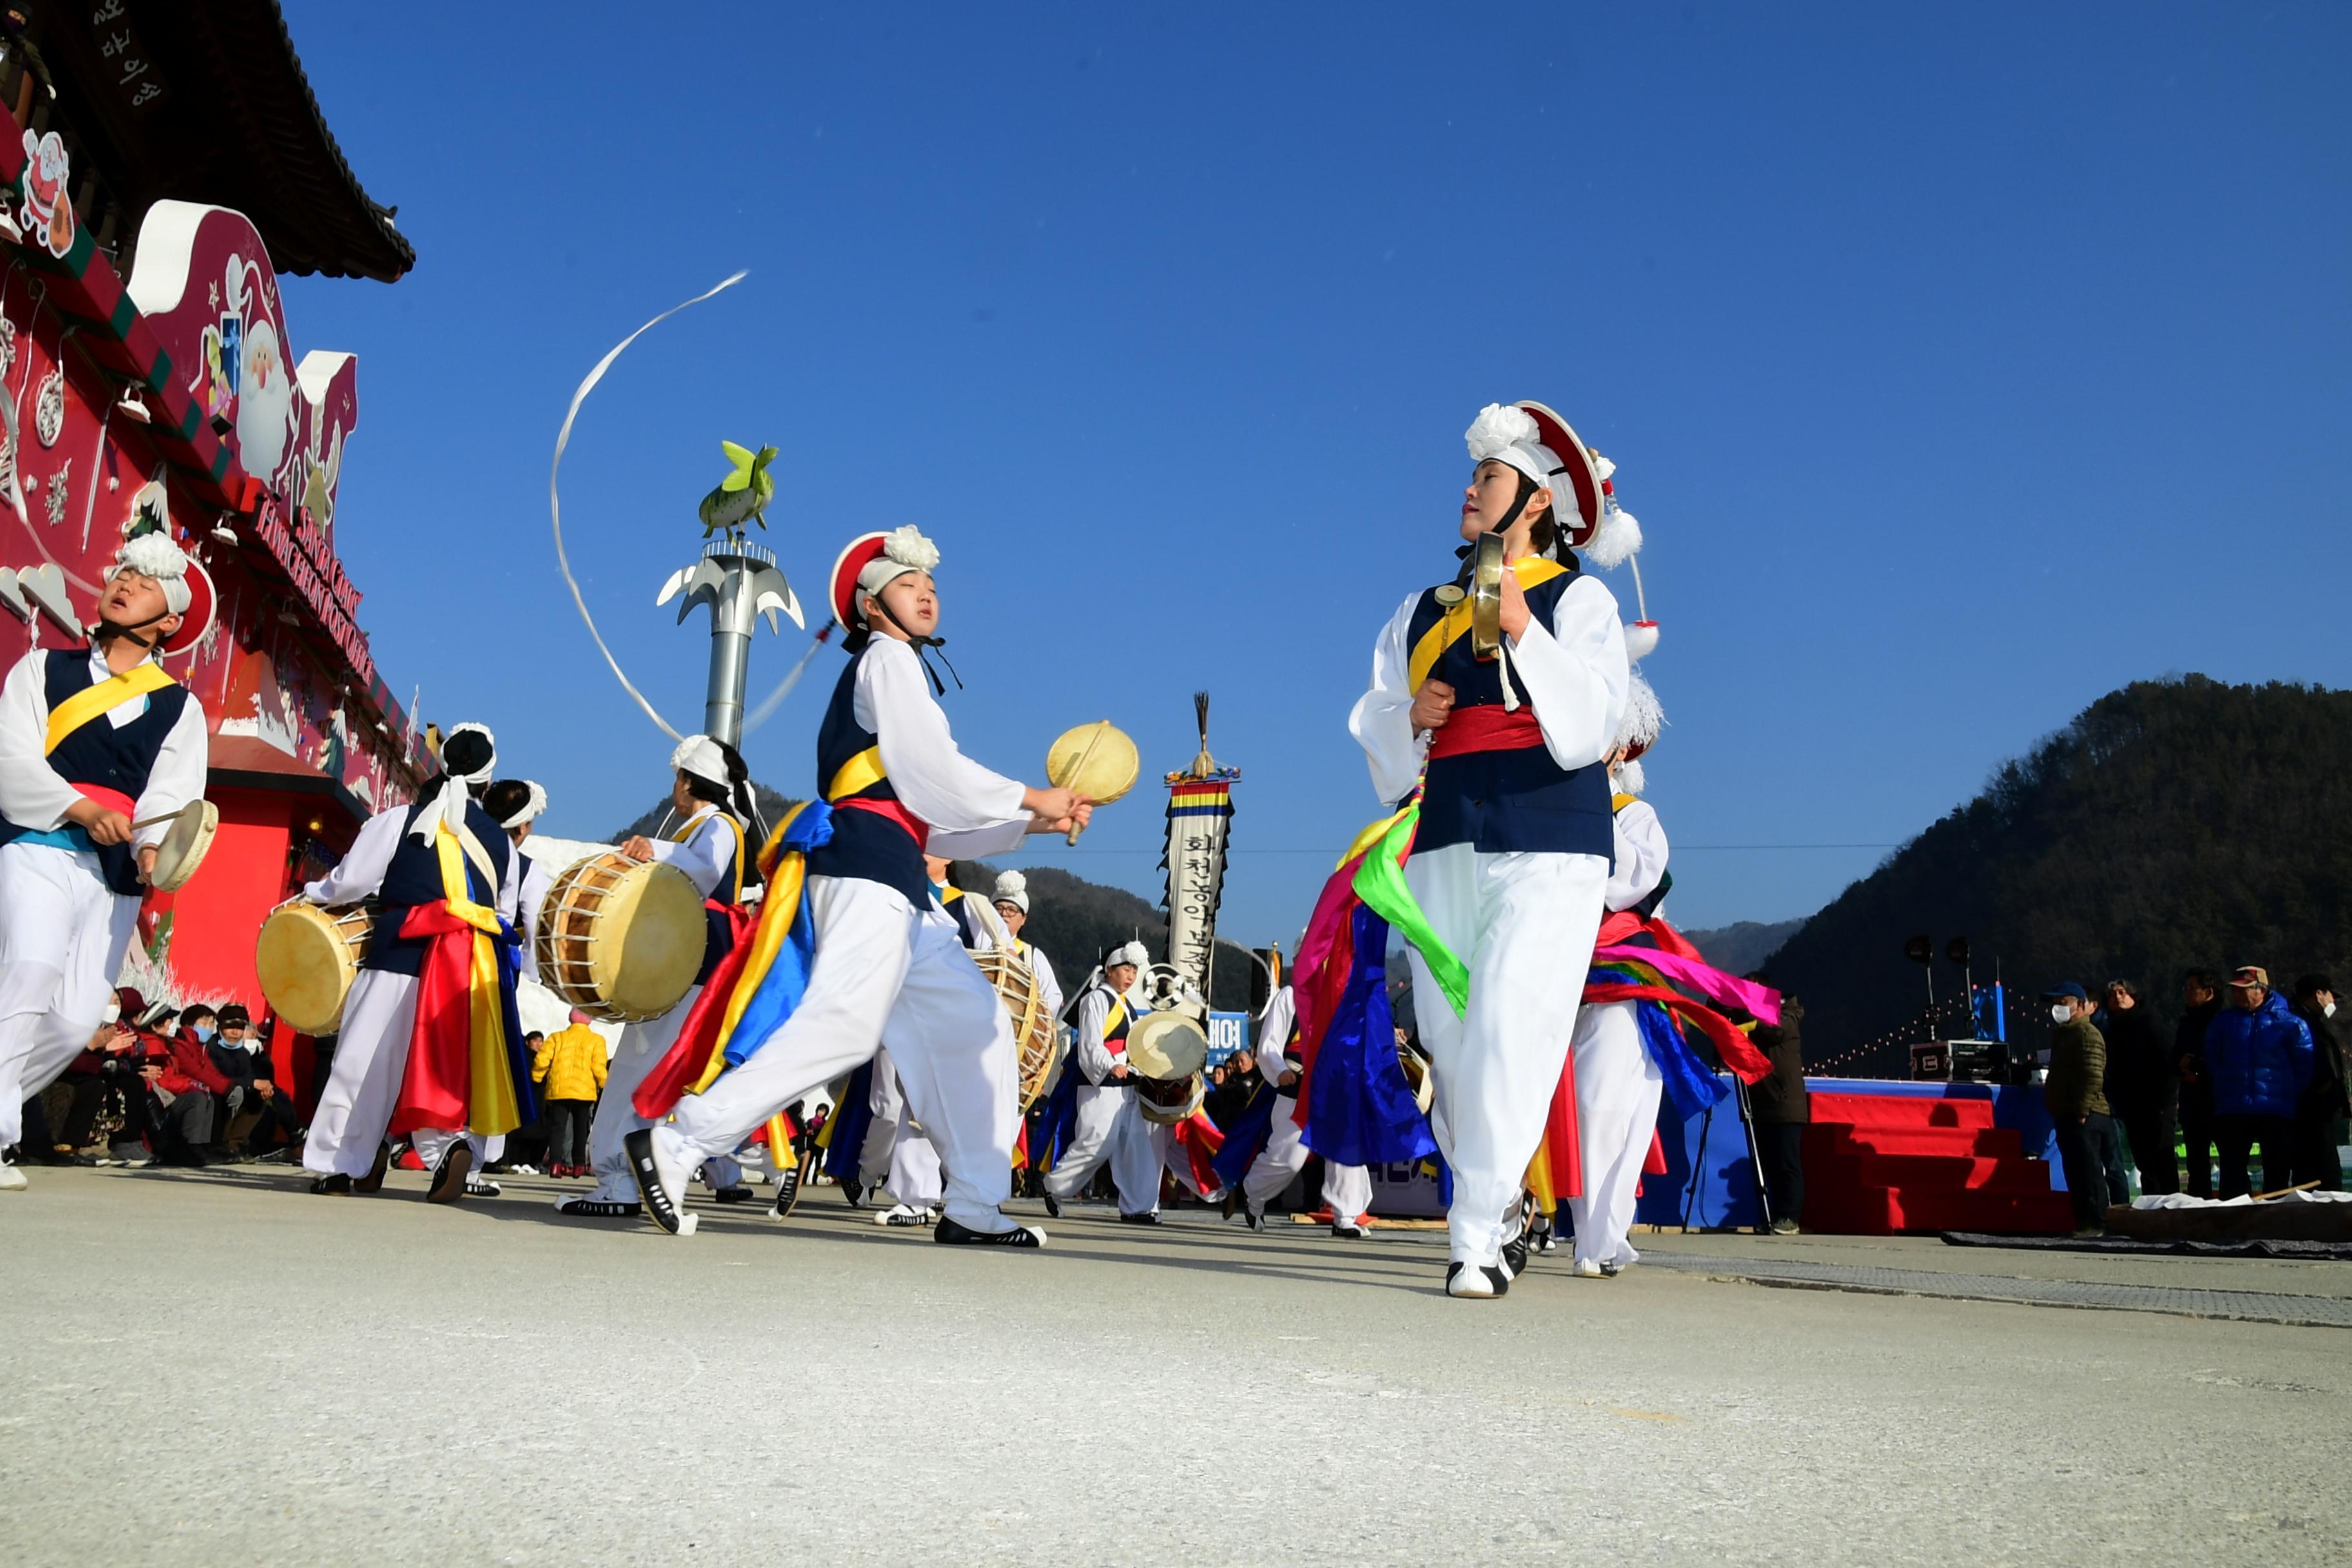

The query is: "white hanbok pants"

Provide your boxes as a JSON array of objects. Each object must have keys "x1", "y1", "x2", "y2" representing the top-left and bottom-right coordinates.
[
  {"x1": 858, "y1": 1047, "x2": 941, "y2": 1206},
  {"x1": 655, "y1": 876, "x2": 1014, "y2": 1233},
  {"x1": 1240, "y1": 1094, "x2": 1372, "y2": 1221},
  {"x1": 1565, "y1": 999, "x2": 1663, "y2": 1269},
  {"x1": 0, "y1": 843, "x2": 139, "y2": 1151},
  {"x1": 1400, "y1": 843, "x2": 1607, "y2": 1267},
  {"x1": 591, "y1": 985, "x2": 740, "y2": 1200},
  {"x1": 1043, "y1": 1083, "x2": 1161, "y2": 1214},
  {"x1": 301, "y1": 967, "x2": 501, "y2": 1181}
]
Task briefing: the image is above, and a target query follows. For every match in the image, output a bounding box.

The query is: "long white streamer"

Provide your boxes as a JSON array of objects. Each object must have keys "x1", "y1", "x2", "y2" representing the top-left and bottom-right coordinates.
[
  {"x1": 741, "y1": 620, "x2": 834, "y2": 736},
  {"x1": 549, "y1": 271, "x2": 749, "y2": 742}
]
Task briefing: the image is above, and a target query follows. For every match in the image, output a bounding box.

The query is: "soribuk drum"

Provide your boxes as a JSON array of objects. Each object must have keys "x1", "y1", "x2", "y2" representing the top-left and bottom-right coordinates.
[
  {"x1": 1125, "y1": 1007, "x2": 1210, "y2": 1126},
  {"x1": 254, "y1": 901, "x2": 375, "y2": 1035},
  {"x1": 975, "y1": 946, "x2": 1064, "y2": 1112},
  {"x1": 534, "y1": 851, "x2": 705, "y2": 1024}
]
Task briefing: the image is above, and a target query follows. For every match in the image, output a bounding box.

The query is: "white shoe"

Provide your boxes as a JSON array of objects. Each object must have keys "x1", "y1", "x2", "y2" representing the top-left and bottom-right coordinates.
[
  {"x1": 1446, "y1": 1260, "x2": 1508, "y2": 1298},
  {"x1": 1573, "y1": 1257, "x2": 1603, "y2": 1279},
  {"x1": 0, "y1": 1162, "x2": 26, "y2": 1192},
  {"x1": 625, "y1": 1128, "x2": 698, "y2": 1236},
  {"x1": 875, "y1": 1202, "x2": 934, "y2": 1227}
]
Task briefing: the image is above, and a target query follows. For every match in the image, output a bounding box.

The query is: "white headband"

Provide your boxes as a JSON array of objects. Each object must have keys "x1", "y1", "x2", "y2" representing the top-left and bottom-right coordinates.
[
  {"x1": 856, "y1": 525, "x2": 941, "y2": 607},
  {"x1": 1465, "y1": 404, "x2": 1566, "y2": 502},
  {"x1": 992, "y1": 870, "x2": 1028, "y2": 914},
  {"x1": 112, "y1": 533, "x2": 192, "y2": 616},
  {"x1": 499, "y1": 779, "x2": 549, "y2": 829},
  {"x1": 671, "y1": 734, "x2": 730, "y2": 790},
  {"x1": 1110, "y1": 941, "x2": 1150, "y2": 971},
  {"x1": 412, "y1": 722, "x2": 496, "y2": 843}
]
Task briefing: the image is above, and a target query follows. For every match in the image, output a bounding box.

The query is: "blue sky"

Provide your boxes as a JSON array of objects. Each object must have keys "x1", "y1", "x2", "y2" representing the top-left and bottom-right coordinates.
[{"x1": 276, "y1": 2, "x2": 2349, "y2": 946}]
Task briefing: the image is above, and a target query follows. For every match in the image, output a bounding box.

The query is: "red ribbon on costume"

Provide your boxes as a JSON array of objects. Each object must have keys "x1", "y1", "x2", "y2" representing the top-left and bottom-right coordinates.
[
  {"x1": 1426, "y1": 704, "x2": 1544, "y2": 760},
  {"x1": 389, "y1": 901, "x2": 487, "y2": 1135},
  {"x1": 72, "y1": 784, "x2": 136, "y2": 816},
  {"x1": 1169, "y1": 1109, "x2": 1225, "y2": 1194},
  {"x1": 833, "y1": 796, "x2": 930, "y2": 845},
  {"x1": 1536, "y1": 1048, "x2": 1583, "y2": 1202},
  {"x1": 633, "y1": 903, "x2": 756, "y2": 1119}
]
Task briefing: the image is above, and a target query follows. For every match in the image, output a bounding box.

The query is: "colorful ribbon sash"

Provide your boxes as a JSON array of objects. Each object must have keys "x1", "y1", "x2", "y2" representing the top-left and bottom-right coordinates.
[{"x1": 389, "y1": 826, "x2": 529, "y2": 1137}]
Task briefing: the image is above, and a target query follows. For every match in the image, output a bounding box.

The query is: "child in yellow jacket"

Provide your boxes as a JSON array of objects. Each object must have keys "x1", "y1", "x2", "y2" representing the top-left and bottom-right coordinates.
[{"x1": 534, "y1": 1013, "x2": 609, "y2": 1178}]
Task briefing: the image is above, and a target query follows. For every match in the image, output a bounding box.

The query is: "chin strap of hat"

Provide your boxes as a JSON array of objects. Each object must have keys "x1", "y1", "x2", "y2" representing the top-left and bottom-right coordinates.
[
  {"x1": 93, "y1": 611, "x2": 169, "y2": 652},
  {"x1": 863, "y1": 595, "x2": 962, "y2": 696}
]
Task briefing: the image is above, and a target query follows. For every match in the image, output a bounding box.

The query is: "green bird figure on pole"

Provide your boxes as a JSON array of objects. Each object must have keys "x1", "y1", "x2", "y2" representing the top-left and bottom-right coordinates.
[{"x1": 698, "y1": 440, "x2": 778, "y2": 540}]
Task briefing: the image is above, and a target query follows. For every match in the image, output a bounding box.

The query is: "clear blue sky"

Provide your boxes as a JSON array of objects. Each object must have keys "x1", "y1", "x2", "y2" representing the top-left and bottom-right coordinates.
[{"x1": 277, "y1": 2, "x2": 2349, "y2": 947}]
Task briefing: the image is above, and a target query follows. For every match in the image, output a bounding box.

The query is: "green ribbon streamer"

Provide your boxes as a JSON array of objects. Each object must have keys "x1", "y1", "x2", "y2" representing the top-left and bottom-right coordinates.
[{"x1": 1349, "y1": 805, "x2": 1470, "y2": 1018}]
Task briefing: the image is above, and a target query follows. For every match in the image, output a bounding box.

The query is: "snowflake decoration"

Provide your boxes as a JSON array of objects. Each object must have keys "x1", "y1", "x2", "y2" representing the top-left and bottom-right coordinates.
[
  {"x1": 44, "y1": 458, "x2": 67, "y2": 525},
  {"x1": 208, "y1": 278, "x2": 220, "y2": 310},
  {"x1": 0, "y1": 315, "x2": 15, "y2": 378}
]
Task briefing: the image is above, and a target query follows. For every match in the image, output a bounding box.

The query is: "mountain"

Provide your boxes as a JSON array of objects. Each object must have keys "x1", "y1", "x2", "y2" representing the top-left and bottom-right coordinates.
[
  {"x1": 1683, "y1": 918, "x2": 1808, "y2": 979},
  {"x1": 1767, "y1": 676, "x2": 2352, "y2": 1075},
  {"x1": 611, "y1": 794, "x2": 1260, "y2": 1014}
]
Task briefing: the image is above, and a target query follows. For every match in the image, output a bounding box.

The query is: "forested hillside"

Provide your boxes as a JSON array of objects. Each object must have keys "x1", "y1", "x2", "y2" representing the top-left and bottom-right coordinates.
[{"x1": 1766, "y1": 676, "x2": 2352, "y2": 1073}]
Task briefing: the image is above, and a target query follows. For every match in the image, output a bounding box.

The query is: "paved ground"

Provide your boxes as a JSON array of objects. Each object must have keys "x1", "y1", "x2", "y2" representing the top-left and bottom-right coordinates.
[{"x1": 6, "y1": 1165, "x2": 2349, "y2": 1567}]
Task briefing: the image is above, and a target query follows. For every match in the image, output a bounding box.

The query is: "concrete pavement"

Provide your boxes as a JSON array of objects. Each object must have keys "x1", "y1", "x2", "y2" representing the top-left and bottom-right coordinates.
[{"x1": 5, "y1": 1164, "x2": 2347, "y2": 1566}]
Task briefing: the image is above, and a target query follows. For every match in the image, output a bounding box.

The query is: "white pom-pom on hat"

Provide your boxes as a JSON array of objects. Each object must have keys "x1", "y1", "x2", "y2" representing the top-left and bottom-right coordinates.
[
  {"x1": 1624, "y1": 621, "x2": 1660, "y2": 661},
  {"x1": 882, "y1": 525, "x2": 939, "y2": 570},
  {"x1": 1614, "y1": 669, "x2": 1665, "y2": 760},
  {"x1": 992, "y1": 869, "x2": 1030, "y2": 914},
  {"x1": 1583, "y1": 504, "x2": 1643, "y2": 569},
  {"x1": 1465, "y1": 402, "x2": 1541, "y2": 462},
  {"x1": 1616, "y1": 758, "x2": 1647, "y2": 796}
]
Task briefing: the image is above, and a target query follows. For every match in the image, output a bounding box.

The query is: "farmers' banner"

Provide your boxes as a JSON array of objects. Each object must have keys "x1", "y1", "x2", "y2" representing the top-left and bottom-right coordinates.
[{"x1": 1161, "y1": 770, "x2": 1238, "y2": 1000}]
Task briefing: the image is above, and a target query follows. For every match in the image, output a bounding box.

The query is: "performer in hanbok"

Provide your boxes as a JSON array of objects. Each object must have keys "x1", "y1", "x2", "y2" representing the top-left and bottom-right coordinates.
[
  {"x1": 484, "y1": 778, "x2": 553, "y2": 976},
  {"x1": 627, "y1": 526, "x2": 1088, "y2": 1245},
  {"x1": 299, "y1": 723, "x2": 530, "y2": 1202},
  {"x1": 1039, "y1": 941, "x2": 1164, "y2": 1222},
  {"x1": 1564, "y1": 676, "x2": 1671, "y2": 1277},
  {"x1": 988, "y1": 871, "x2": 1063, "y2": 1024},
  {"x1": 555, "y1": 737, "x2": 758, "y2": 1219},
  {"x1": 864, "y1": 852, "x2": 974, "y2": 1230},
  {"x1": 1221, "y1": 980, "x2": 1373, "y2": 1237},
  {"x1": 0, "y1": 534, "x2": 211, "y2": 1191},
  {"x1": 1337, "y1": 402, "x2": 1631, "y2": 1297}
]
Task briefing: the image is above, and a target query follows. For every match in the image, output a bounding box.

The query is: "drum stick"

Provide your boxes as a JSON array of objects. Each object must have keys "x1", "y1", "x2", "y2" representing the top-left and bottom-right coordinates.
[
  {"x1": 1060, "y1": 723, "x2": 1107, "y2": 847},
  {"x1": 128, "y1": 805, "x2": 191, "y2": 832}
]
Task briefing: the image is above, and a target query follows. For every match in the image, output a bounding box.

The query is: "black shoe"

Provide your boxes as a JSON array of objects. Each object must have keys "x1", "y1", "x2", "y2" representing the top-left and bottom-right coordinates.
[
  {"x1": 1043, "y1": 1191, "x2": 1061, "y2": 1219},
  {"x1": 202, "y1": 1144, "x2": 236, "y2": 1164},
  {"x1": 1119, "y1": 1210, "x2": 1162, "y2": 1226},
  {"x1": 1243, "y1": 1209, "x2": 1265, "y2": 1232},
  {"x1": 427, "y1": 1142, "x2": 473, "y2": 1204},
  {"x1": 935, "y1": 1215, "x2": 1044, "y2": 1248},
  {"x1": 1500, "y1": 1231, "x2": 1529, "y2": 1276},
  {"x1": 1445, "y1": 1261, "x2": 1511, "y2": 1298},
  {"x1": 839, "y1": 1177, "x2": 867, "y2": 1210},
  {"x1": 353, "y1": 1142, "x2": 391, "y2": 1195},
  {"x1": 712, "y1": 1184, "x2": 758, "y2": 1205},
  {"x1": 309, "y1": 1173, "x2": 352, "y2": 1195},
  {"x1": 464, "y1": 1176, "x2": 502, "y2": 1198},
  {"x1": 1220, "y1": 1188, "x2": 1240, "y2": 1221},
  {"x1": 771, "y1": 1165, "x2": 804, "y2": 1219},
  {"x1": 624, "y1": 1129, "x2": 688, "y2": 1235},
  {"x1": 555, "y1": 1194, "x2": 642, "y2": 1219},
  {"x1": 1333, "y1": 1219, "x2": 1366, "y2": 1240},
  {"x1": 1598, "y1": 1260, "x2": 1622, "y2": 1278}
]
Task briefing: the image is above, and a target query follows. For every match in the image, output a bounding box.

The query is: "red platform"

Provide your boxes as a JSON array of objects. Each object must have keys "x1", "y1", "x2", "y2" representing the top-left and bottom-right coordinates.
[{"x1": 1802, "y1": 1092, "x2": 2074, "y2": 1235}]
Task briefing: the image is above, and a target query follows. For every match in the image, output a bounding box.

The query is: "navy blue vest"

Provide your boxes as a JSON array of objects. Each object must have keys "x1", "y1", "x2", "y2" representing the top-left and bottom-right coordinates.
[
  {"x1": 679, "y1": 808, "x2": 745, "y2": 986},
  {"x1": 1409, "y1": 564, "x2": 1614, "y2": 861},
  {"x1": 802, "y1": 647, "x2": 932, "y2": 908},
  {"x1": 364, "y1": 796, "x2": 512, "y2": 976},
  {"x1": 0, "y1": 649, "x2": 192, "y2": 896}
]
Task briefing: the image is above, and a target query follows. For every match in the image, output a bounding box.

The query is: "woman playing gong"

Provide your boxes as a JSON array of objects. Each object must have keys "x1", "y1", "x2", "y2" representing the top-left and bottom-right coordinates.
[{"x1": 1346, "y1": 402, "x2": 1629, "y2": 1297}]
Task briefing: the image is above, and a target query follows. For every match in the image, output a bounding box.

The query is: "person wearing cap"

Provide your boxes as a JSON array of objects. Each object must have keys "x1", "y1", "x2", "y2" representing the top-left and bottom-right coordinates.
[
  {"x1": 2204, "y1": 966, "x2": 2316, "y2": 1199},
  {"x1": 483, "y1": 778, "x2": 553, "y2": 979},
  {"x1": 549, "y1": 740, "x2": 761, "y2": 1219},
  {"x1": 1564, "y1": 676, "x2": 1674, "y2": 1278},
  {"x1": 296, "y1": 723, "x2": 528, "y2": 1202},
  {"x1": 627, "y1": 526, "x2": 1089, "y2": 1246},
  {"x1": 210, "y1": 1003, "x2": 300, "y2": 1160},
  {"x1": 0, "y1": 531, "x2": 213, "y2": 1191},
  {"x1": 989, "y1": 871, "x2": 1064, "y2": 1038},
  {"x1": 2043, "y1": 983, "x2": 2122, "y2": 1230},
  {"x1": 1346, "y1": 402, "x2": 1631, "y2": 1297},
  {"x1": 1039, "y1": 942, "x2": 1162, "y2": 1222}
]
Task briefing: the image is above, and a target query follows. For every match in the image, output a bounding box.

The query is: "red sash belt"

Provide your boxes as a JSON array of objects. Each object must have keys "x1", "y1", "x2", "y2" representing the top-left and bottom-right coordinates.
[
  {"x1": 72, "y1": 784, "x2": 135, "y2": 817},
  {"x1": 832, "y1": 795, "x2": 930, "y2": 846},
  {"x1": 390, "y1": 901, "x2": 485, "y2": 1135},
  {"x1": 1427, "y1": 704, "x2": 1543, "y2": 760}
]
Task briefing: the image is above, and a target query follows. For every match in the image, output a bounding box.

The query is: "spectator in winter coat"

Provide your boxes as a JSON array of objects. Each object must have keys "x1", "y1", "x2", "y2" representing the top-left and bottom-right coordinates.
[
  {"x1": 2174, "y1": 969, "x2": 2224, "y2": 1197},
  {"x1": 2043, "y1": 982, "x2": 2124, "y2": 1230},
  {"x1": 2206, "y1": 966, "x2": 2316, "y2": 1199},
  {"x1": 532, "y1": 1014, "x2": 609, "y2": 1177},
  {"x1": 211, "y1": 1004, "x2": 300, "y2": 1159},
  {"x1": 1745, "y1": 981, "x2": 1808, "y2": 1235},
  {"x1": 133, "y1": 1019, "x2": 216, "y2": 1166},
  {"x1": 2290, "y1": 975, "x2": 2344, "y2": 1193},
  {"x1": 2101, "y1": 979, "x2": 2177, "y2": 1195}
]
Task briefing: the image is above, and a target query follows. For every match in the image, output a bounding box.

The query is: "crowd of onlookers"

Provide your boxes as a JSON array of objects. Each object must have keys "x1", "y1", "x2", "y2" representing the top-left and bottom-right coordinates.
[
  {"x1": 2041, "y1": 965, "x2": 2343, "y2": 1230},
  {"x1": 12, "y1": 986, "x2": 307, "y2": 1169}
]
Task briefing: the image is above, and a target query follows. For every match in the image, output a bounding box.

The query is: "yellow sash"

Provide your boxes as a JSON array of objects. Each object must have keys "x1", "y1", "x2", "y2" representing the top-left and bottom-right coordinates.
[
  {"x1": 688, "y1": 802, "x2": 812, "y2": 1095},
  {"x1": 673, "y1": 808, "x2": 747, "y2": 902},
  {"x1": 1612, "y1": 793, "x2": 1637, "y2": 812},
  {"x1": 825, "y1": 745, "x2": 885, "y2": 801},
  {"x1": 44, "y1": 663, "x2": 176, "y2": 756},
  {"x1": 432, "y1": 826, "x2": 520, "y2": 1135},
  {"x1": 1406, "y1": 558, "x2": 1569, "y2": 694}
]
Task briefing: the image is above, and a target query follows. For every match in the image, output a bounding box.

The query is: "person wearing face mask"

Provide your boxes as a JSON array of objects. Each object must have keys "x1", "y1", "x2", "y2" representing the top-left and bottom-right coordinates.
[
  {"x1": 2289, "y1": 975, "x2": 2344, "y2": 1191},
  {"x1": 2043, "y1": 982, "x2": 2122, "y2": 1232},
  {"x1": 0, "y1": 533, "x2": 213, "y2": 1191},
  {"x1": 211, "y1": 1004, "x2": 301, "y2": 1160}
]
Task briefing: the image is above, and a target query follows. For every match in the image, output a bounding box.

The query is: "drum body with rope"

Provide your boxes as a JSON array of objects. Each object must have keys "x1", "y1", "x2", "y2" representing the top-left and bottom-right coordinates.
[
  {"x1": 534, "y1": 852, "x2": 706, "y2": 1023},
  {"x1": 1125, "y1": 1008, "x2": 1210, "y2": 1126},
  {"x1": 976, "y1": 946, "x2": 1064, "y2": 1112},
  {"x1": 254, "y1": 901, "x2": 376, "y2": 1036},
  {"x1": 144, "y1": 801, "x2": 218, "y2": 894}
]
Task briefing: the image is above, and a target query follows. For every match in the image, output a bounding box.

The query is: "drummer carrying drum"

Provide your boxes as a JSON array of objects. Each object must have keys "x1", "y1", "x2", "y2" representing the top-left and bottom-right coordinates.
[
  {"x1": 0, "y1": 533, "x2": 213, "y2": 1193},
  {"x1": 626, "y1": 525, "x2": 1090, "y2": 1246}
]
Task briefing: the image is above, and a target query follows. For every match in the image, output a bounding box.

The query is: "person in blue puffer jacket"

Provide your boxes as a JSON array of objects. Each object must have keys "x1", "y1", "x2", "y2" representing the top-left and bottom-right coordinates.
[{"x1": 2204, "y1": 965, "x2": 2315, "y2": 1199}]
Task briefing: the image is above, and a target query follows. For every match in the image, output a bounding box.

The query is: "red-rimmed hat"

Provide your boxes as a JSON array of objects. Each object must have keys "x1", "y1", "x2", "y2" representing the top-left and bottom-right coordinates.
[
  {"x1": 159, "y1": 554, "x2": 214, "y2": 658},
  {"x1": 1513, "y1": 401, "x2": 1607, "y2": 549},
  {"x1": 829, "y1": 532, "x2": 890, "y2": 629}
]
